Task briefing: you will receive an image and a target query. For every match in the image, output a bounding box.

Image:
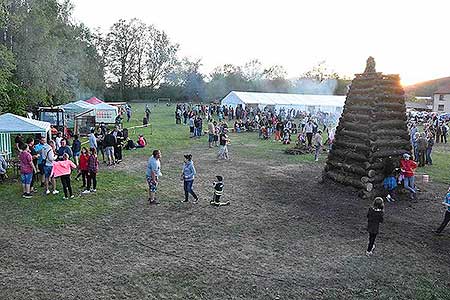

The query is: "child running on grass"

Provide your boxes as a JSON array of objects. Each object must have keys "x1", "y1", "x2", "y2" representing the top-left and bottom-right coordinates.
[
  {"x1": 51, "y1": 153, "x2": 77, "y2": 199},
  {"x1": 366, "y1": 197, "x2": 384, "y2": 256}
]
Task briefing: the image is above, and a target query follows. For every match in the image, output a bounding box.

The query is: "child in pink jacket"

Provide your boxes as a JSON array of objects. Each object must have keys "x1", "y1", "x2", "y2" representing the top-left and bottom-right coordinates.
[{"x1": 51, "y1": 153, "x2": 77, "y2": 199}]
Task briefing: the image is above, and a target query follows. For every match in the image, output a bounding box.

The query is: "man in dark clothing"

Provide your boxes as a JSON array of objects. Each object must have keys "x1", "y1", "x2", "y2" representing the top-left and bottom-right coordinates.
[
  {"x1": 113, "y1": 128, "x2": 124, "y2": 163},
  {"x1": 145, "y1": 105, "x2": 151, "y2": 121},
  {"x1": 57, "y1": 139, "x2": 73, "y2": 161},
  {"x1": 15, "y1": 134, "x2": 24, "y2": 151},
  {"x1": 442, "y1": 123, "x2": 448, "y2": 143},
  {"x1": 417, "y1": 133, "x2": 428, "y2": 167},
  {"x1": 72, "y1": 134, "x2": 82, "y2": 165},
  {"x1": 104, "y1": 132, "x2": 117, "y2": 166},
  {"x1": 426, "y1": 133, "x2": 434, "y2": 165},
  {"x1": 100, "y1": 123, "x2": 107, "y2": 136},
  {"x1": 194, "y1": 117, "x2": 201, "y2": 137}
]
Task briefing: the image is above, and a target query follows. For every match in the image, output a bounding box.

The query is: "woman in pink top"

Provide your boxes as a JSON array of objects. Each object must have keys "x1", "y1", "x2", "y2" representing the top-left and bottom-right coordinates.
[{"x1": 51, "y1": 153, "x2": 77, "y2": 199}]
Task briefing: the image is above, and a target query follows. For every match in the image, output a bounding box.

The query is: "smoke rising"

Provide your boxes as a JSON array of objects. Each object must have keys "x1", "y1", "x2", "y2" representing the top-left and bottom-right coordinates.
[{"x1": 290, "y1": 78, "x2": 338, "y2": 95}]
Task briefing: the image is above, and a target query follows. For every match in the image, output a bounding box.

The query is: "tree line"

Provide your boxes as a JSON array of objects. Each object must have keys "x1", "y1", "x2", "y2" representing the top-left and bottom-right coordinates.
[
  {"x1": 0, "y1": 0, "x2": 349, "y2": 116},
  {"x1": 0, "y1": 0, "x2": 104, "y2": 114}
]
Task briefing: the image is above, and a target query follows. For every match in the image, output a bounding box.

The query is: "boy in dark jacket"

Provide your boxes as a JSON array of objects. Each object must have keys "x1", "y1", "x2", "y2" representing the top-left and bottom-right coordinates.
[
  {"x1": 210, "y1": 176, "x2": 229, "y2": 206},
  {"x1": 366, "y1": 197, "x2": 384, "y2": 256}
]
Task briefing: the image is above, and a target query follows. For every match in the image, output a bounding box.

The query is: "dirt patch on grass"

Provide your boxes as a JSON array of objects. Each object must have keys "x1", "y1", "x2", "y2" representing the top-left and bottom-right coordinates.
[{"x1": 1, "y1": 142, "x2": 450, "y2": 299}]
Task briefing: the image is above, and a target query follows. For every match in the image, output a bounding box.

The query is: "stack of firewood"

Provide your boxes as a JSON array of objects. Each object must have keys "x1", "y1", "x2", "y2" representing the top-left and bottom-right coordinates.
[{"x1": 323, "y1": 57, "x2": 411, "y2": 198}]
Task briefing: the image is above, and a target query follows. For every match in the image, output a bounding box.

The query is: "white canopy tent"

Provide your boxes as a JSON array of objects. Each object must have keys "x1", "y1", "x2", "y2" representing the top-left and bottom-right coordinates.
[
  {"x1": 61, "y1": 100, "x2": 96, "y2": 128},
  {"x1": 0, "y1": 113, "x2": 51, "y2": 159},
  {"x1": 91, "y1": 102, "x2": 118, "y2": 124},
  {"x1": 221, "y1": 91, "x2": 346, "y2": 113}
]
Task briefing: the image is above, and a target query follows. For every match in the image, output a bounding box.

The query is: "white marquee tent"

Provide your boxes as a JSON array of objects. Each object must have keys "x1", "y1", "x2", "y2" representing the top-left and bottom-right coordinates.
[
  {"x1": 60, "y1": 98, "x2": 119, "y2": 125},
  {"x1": 91, "y1": 102, "x2": 118, "y2": 124},
  {"x1": 221, "y1": 91, "x2": 346, "y2": 113},
  {"x1": 0, "y1": 113, "x2": 51, "y2": 159},
  {"x1": 61, "y1": 100, "x2": 96, "y2": 128}
]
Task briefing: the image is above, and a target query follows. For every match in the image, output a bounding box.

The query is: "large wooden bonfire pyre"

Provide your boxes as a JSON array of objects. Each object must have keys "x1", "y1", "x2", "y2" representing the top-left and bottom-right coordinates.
[{"x1": 323, "y1": 57, "x2": 411, "y2": 198}]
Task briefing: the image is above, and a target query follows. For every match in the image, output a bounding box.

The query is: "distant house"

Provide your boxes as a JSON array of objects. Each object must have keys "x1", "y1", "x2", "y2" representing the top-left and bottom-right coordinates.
[{"x1": 433, "y1": 85, "x2": 450, "y2": 113}]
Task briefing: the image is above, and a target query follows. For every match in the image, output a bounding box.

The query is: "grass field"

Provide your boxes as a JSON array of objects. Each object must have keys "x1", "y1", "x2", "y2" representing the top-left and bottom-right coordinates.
[
  {"x1": 1, "y1": 103, "x2": 449, "y2": 299},
  {"x1": 0, "y1": 104, "x2": 321, "y2": 227}
]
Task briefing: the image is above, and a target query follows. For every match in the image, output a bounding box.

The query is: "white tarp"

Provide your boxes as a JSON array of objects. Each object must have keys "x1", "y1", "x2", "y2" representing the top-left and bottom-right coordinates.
[
  {"x1": 221, "y1": 91, "x2": 346, "y2": 113},
  {"x1": 0, "y1": 113, "x2": 51, "y2": 135}
]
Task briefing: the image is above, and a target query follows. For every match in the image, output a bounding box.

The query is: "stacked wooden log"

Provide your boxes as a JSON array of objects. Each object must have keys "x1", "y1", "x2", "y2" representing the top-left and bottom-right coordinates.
[{"x1": 323, "y1": 57, "x2": 411, "y2": 198}]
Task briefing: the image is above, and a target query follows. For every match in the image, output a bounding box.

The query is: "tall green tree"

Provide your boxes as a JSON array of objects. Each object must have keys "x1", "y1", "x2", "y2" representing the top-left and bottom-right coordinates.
[
  {"x1": 105, "y1": 18, "x2": 142, "y2": 99},
  {"x1": 0, "y1": 0, "x2": 105, "y2": 110},
  {"x1": 144, "y1": 26, "x2": 179, "y2": 90}
]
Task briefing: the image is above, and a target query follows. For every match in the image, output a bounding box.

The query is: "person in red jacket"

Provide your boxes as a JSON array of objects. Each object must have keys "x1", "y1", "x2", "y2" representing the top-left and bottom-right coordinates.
[
  {"x1": 76, "y1": 147, "x2": 90, "y2": 188},
  {"x1": 400, "y1": 153, "x2": 418, "y2": 200}
]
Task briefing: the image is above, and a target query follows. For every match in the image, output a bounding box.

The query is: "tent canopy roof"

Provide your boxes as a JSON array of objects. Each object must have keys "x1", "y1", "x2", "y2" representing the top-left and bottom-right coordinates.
[
  {"x1": 85, "y1": 97, "x2": 104, "y2": 105},
  {"x1": 93, "y1": 102, "x2": 118, "y2": 110},
  {"x1": 62, "y1": 100, "x2": 95, "y2": 111},
  {"x1": 222, "y1": 91, "x2": 346, "y2": 107},
  {"x1": 0, "y1": 113, "x2": 51, "y2": 134}
]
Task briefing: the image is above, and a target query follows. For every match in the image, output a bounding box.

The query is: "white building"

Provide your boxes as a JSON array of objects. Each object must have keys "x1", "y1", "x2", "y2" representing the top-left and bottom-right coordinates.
[
  {"x1": 221, "y1": 91, "x2": 345, "y2": 113},
  {"x1": 433, "y1": 85, "x2": 450, "y2": 113}
]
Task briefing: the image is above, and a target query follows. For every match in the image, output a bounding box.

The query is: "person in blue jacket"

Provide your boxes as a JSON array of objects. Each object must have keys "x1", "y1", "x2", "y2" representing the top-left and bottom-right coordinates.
[
  {"x1": 435, "y1": 186, "x2": 450, "y2": 235},
  {"x1": 181, "y1": 154, "x2": 199, "y2": 203}
]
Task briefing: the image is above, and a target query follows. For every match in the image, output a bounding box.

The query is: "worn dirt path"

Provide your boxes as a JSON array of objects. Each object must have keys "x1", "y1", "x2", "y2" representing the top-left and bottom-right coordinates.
[{"x1": 1, "y1": 144, "x2": 450, "y2": 299}]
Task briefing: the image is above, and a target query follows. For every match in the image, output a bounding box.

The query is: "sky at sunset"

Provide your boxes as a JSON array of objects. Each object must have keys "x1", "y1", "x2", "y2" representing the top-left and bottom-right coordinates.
[{"x1": 72, "y1": 0, "x2": 450, "y2": 85}]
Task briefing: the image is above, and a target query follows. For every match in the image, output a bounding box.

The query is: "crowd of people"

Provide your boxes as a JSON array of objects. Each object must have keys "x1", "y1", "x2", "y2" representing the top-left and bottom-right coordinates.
[
  {"x1": 9, "y1": 114, "x2": 148, "y2": 198},
  {"x1": 408, "y1": 115, "x2": 449, "y2": 167},
  {"x1": 174, "y1": 103, "x2": 337, "y2": 162},
  {"x1": 9, "y1": 134, "x2": 99, "y2": 199}
]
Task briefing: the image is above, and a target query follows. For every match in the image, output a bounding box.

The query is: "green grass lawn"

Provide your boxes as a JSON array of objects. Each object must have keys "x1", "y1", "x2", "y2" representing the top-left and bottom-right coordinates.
[
  {"x1": 0, "y1": 103, "x2": 448, "y2": 228},
  {"x1": 415, "y1": 125, "x2": 450, "y2": 184}
]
